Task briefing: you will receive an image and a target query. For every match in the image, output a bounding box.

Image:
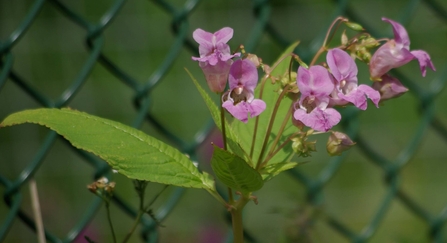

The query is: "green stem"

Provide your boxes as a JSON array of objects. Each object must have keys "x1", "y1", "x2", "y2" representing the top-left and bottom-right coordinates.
[
  {"x1": 220, "y1": 96, "x2": 234, "y2": 202},
  {"x1": 250, "y1": 53, "x2": 295, "y2": 159},
  {"x1": 261, "y1": 131, "x2": 300, "y2": 168},
  {"x1": 230, "y1": 196, "x2": 250, "y2": 243},
  {"x1": 122, "y1": 211, "x2": 143, "y2": 243},
  {"x1": 105, "y1": 201, "x2": 117, "y2": 243},
  {"x1": 256, "y1": 85, "x2": 291, "y2": 170},
  {"x1": 262, "y1": 105, "x2": 293, "y2": 165},
  {"x1": 220, "y1": 97, "x2": 228, "y2": 151},
  {"x1": 310, "y1": 17, "x2": 347, "y2": 66}
]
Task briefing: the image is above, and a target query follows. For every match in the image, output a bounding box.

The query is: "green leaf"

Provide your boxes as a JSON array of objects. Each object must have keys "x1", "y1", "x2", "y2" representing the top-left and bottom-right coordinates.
[
  {"x1": 186, "y1": 68, "x2": 252, "y2": 165},
  {"x1": 259, "y1": 161, "x2": 304, "y2": 181},
  {"x1": 232, "y1": 42, "x2": 300, "y2": 166},
  {"x1": 211, "y1": 145, "x2": 263, "y2": 193},
  {"x1": 0, "y1": 108, "x2": 214, "y2": 190}
]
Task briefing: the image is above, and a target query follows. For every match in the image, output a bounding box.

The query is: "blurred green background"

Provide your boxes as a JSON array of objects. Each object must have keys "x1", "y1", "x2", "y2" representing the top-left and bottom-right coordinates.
[{"x1": 1, "y1": 0, "x2": 447, "y2": 242}]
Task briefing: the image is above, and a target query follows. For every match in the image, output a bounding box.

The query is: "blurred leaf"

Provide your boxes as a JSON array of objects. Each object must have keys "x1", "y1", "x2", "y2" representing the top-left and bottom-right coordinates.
[
  {"x1": 211, "y1": 145, "x2": 263, "y2": 193},
  {"x1": 232, "y1": 42, "x2": 300, "y2": 166},
  {"x1": 186, "y1": 68, "x2": 252, "y2": 165},
  {"x1": 260, "y1": 161, "x2": 305, "y2": 181},
  {"x1": 0, "y1": 108, "x2": 215, "y2": 190}
]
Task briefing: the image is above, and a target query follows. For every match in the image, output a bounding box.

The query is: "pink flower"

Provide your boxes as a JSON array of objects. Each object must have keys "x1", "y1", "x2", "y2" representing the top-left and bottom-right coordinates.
[
  {"x1": 222, "y1": 59, "x2": 266, "y2": 123},
  {"x1": 293, "y1": 66, "x2": 341, "y2": 132},
  {"x1": 369, "y1": 18, "x2": 436, "y2": 80},
  {"x1": 192, "y1": 27, "x2": 240, "y2": 93},
  {"x1": 327, "y1": 48, "x2": 380, "y2": 110},
  {"x1": 372, "y1": 74, "x2": 409, "y2": 101}
]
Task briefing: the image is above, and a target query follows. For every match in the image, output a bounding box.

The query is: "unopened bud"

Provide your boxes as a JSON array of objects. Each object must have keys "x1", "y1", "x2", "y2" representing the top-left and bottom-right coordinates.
[
  {"x1": 341, "y1": 30, "x2": 348, "y2": 46},
  {"x1": 362, "y1": 37, "x2": 379, "y2": 49},
  {"x1": 344, "y1": 21, "x2": 364, "y2": 31},
  {"x1": 326, "y1": 131, "x2": 356, "y2": 156},
  {"x1": 372, "y1": 74, "x2": 408, "y2": 101},
  {"x1": 292, "y1": 137, "x2": 316, "y2": 157},
  {"x1": 360, "y1": 51, "x2": 372, "y2": 63},
  {"x1": 246, "y1": 54, "x2": 262, "y2": 68}
]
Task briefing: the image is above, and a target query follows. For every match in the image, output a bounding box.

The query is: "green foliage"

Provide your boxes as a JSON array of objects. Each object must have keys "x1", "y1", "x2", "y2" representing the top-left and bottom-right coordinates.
[
  {"x1": 0, "y1": 108, "x2": 215, "y2": 190},
  {"x1": 259, "y1": 161, "x2": 303, "y2": 181},
  {"x1": 210, "y1": 145, "x2": 263, "y2": 193}
]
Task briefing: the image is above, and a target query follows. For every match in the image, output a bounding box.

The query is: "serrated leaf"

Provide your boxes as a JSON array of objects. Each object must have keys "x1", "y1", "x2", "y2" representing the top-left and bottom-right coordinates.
[
  {"x1": 211, "y1": 145, "x2": 263, "y2": 193},
  {"x1": 260, "y1": 161, "x2": 304, "y2": 181},
  {"x1": 232, "y1": 42, "x2": 300, "y2": 166},
  {"x1": 186, "y1": 68, "x2": 252, "y2": 165},
  {"x1": 0, "y1": 108, "x2": 214, "y2": 190}
]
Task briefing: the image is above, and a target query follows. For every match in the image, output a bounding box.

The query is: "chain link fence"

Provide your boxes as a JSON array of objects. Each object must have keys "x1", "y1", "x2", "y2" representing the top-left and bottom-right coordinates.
[{"x1": 1, "y1": 0, "x2": 447, "y2": 242}]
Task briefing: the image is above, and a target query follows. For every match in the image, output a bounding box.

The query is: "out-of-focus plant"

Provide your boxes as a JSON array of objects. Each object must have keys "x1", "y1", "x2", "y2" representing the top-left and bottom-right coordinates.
[{"x1": 0, "y1": 17, "x2": 435, "y2": 242}]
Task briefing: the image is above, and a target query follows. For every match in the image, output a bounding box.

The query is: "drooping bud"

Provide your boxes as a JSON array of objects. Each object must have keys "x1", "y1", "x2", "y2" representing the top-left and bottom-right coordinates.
[
  {"x1": 372, "y1": 74, "x2": 408, "y2": 101},
  {"x1": 326, "y1": 131, "x2": 356, "y2": 156},
  {"x1": 246, "y1": 53, "x2": 262, "y2": 68},
  {"x1": 344, "y1": 21, "x2": 364, "y2": 31}
]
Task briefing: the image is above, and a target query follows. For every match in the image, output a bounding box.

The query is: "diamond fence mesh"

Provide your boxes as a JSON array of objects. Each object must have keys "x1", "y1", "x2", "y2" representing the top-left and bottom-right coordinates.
[{"x1": 1, "y1": 0, "x2": 447, "y2": 242}]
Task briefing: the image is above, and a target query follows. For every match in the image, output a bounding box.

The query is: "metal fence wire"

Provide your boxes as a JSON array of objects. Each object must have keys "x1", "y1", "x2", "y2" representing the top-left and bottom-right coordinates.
[{"x1": 1, "y1": 0, "x2": 447, "y2": 242}]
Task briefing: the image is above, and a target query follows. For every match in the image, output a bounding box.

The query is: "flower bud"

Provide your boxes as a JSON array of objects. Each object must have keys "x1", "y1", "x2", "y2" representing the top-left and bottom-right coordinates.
[
  {"x1": 246, "y1": 54, "x2": 262, "y2": 68},
  {"x1": 292, "y1": 137, "x2": 316, "y2": 157},
  {"x1": 362, "y1": 37, "x2": 379, "y2": 49},
  {"x1": 344, "y1": 21, "x2": 364, "y2": 31},
  {"x1": 372, "y1": 74, "x2": 408, "y2": 101},
  {"x1": 326, "y1": 131, "x2": 356, "y2": 156}
]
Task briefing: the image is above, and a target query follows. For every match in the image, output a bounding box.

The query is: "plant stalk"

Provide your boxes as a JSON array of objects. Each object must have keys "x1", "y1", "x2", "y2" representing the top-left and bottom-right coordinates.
[
  {"x1": 105, "y1": 201, "x2": 117, "y2": 243},
  {"x1": 256, "y1": 85, "x2": 291, "y2": 170},
  {"x1": 29, "y1": 179, "x2": 46, "y2": 243},
  {"x1": 230, "y1": 196, "x2": 250, "y2": 243}
]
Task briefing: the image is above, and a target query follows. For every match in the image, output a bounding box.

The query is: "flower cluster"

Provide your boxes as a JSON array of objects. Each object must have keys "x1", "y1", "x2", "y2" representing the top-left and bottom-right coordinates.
[
  {"x1": 192, "y1": 17, "x2": 435, "y2": 133},
  {"x1": 192, "y1": 27, "x2": 266, "y2": 123},
  {"x1": 293, "y1": 18, "x2": 435, "y2": 132}
]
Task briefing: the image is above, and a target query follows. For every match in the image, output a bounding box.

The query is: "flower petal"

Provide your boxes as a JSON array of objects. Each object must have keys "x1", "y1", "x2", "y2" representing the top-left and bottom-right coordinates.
[
  {"x1": 297, "y1": 66, "x2": 334, "y2": 97},
  {"x1": 410, "y1": 50, "x2": 436, "y2": 77},
  {"x1": 247, "y1": 99, "x2": 266, "y2": 118},
  {"x1": 327, "y1": 48, "x2": 358, "y2": 82},
  {"x1": 294, "y1": 108, "x2": 341, "y2": 132},
  {"x1": 214, "y1": 27, "x2": 234, "y2": 45},
  {"x1": 192, "y1": 29, "x2": 214, "y2": 46},
  {"x1": 382, "y1": 17, "x2": 410, "y2": 49},
  {"x1": 228, "y1": 59, "x2": 258, "y2": 91},
  {"x1": 369, "y1": 40, "x2": 414, "y2": 80},
  {"x1": 223, "y1": 100, "x2": 249, "y2": 123}
]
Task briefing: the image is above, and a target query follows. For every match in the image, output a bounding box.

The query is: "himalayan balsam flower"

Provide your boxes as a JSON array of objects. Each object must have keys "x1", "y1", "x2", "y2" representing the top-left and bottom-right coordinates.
[
  {"x1": 327, "y1": 48, "x2": 380, "y2": 110},
  {"x1": 294, "y1": 66, "x2": 341, "y2": 132},
  {"x1": 369, "y1": 18, "x2": 436, "y2": 80},
  {"x1": 372, "y1": 74, "x2": 409, "y2": 101},
  {"x1": 192, "y1": 27, "x2": 240, "y2": 93},
  {"x1": 222, "y1": 59, "x2": 266, "y2": 123}
]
